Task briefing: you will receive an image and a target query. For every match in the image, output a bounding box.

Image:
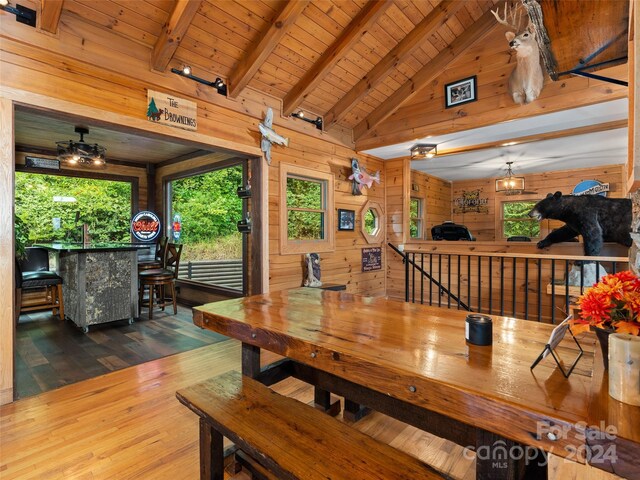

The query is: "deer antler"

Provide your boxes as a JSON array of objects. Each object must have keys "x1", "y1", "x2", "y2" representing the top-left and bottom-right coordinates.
[{"x1": 491, "y1": 1, "x2": 524, "y2": 31}]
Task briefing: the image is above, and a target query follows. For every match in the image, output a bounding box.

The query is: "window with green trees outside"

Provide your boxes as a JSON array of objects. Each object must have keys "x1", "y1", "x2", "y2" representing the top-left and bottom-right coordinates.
[
  {"x1": 502, "y1": 200, "x2": 540, "y2": 238},
  {"x1": 410, "y1": 197, "x2": 423, "y2": 238},
  {"x1": 286, "y1": 176, "x2": 326, "y2": 240},
  {"x1": 168, "y1": 164, "x2": 244, "y2": 291},
  {"x1": 15, "y1": 172, "x2": 132, "y2": 244}
]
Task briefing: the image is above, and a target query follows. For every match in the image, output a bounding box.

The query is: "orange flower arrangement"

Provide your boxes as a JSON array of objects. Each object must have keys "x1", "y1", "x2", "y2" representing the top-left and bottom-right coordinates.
[{"x1": 570, "y1": 270, "x2": 640, "y2": 336}]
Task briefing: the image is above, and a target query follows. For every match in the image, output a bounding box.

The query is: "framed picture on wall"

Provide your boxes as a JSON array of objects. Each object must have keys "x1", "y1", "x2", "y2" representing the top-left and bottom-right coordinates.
[
  {"x1": 338, "y1": 209, "x2": 355, "y2": 231},
  {"x1": 445, "y1": 76, "x2": 477, "y2": 108}
]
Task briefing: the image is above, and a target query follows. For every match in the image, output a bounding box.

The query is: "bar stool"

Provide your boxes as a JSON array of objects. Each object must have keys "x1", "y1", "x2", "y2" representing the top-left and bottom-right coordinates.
[
  {"x1": 138, "y1": 235, "x2": 168, "y2": 272},
  {"x1": 18, "y1": 247, "x2": 64, "y2": 321},
  {"x1": 138, "y1": 243, "x2": 182, "y2": 319}
]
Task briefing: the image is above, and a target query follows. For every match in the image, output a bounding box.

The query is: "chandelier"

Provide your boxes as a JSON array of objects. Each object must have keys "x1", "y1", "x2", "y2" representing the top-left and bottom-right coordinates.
[
  {"x1": 495, "y1": 161, "x2": 525, "y2": 194},
  {"x1": 56, "y1": 127, "x2": 106, "y2": 166}
]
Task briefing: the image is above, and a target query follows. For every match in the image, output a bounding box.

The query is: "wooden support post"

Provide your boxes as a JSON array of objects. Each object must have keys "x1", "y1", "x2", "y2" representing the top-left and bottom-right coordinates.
[
  {"x1": 475, "y1": 429, "x2": 547, "y2": 480},
  {"x1": 241, "y1": 343, "x2": 261, "y2": 378},
  {"x1": 199, "y1": 418, "x2": 224, "y2": 480}
]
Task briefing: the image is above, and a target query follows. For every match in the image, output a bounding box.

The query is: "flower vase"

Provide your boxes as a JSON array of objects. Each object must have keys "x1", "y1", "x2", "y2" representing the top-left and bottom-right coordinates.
[{"x1": 594, "y1": 327, "x2": 613, "y2": 370}]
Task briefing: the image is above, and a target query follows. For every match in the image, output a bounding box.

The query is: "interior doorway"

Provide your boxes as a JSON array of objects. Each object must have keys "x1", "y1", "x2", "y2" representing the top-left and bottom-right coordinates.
[{"x1": 12, "y1": 103, "x2": 264, "y2": 400}]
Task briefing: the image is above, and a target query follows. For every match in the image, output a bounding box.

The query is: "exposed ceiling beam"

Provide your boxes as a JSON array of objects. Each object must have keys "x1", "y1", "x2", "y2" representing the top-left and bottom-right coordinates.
[
  {"x1": 228, "y1": 0, "x2": 310, "y2": 99},
  {"x1": 324, "y1": 0, "x2": 464, "y2": 129},
  {"x1": 151, "y1": 0, "x2": 202, "y2": 72},
  {"x1": 416, "y1": 120, "x2": 628, "y2": 159},
  {"x1": 353, "y1": 7, "x2": 497, "y2": 142},
  {"x1": 40, "y1": 0, "x2": 64, "y2": 34},
  {"x1": 282, "y1": 0, "x2": 392, "y2": 117}
]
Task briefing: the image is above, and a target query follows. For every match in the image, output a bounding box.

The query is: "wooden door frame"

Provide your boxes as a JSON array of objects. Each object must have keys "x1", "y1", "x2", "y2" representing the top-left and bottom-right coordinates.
[{"x1": 0, "y1": 87, "x2": 268, "y2": 404}]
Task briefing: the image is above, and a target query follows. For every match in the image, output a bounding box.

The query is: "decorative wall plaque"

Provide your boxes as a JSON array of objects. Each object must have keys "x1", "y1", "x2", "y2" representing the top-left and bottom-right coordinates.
[
  {"x1": 453, "y1": 189, "x2": 489, "y2": 214},
  {"x1": 362, "y1": 247, "x2": 382, "y2": 272},
  {"x1": 147, "y1": 90, "x2": 197, "y2": 131}
]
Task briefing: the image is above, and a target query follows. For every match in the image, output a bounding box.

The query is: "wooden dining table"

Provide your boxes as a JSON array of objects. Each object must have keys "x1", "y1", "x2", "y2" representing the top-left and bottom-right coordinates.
[{"x1": 193, "y1": 288, "x2": 640, "y2": 480}]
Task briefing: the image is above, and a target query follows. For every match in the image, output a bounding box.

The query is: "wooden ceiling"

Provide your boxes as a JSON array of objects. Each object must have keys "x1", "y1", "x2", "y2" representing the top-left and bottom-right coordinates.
[
  {"x1": 14, "y1": 108, "x2": 222, "y2": 164},
  {"x1": 8, "y1": 0, "x2": 631, "y2": 155}
]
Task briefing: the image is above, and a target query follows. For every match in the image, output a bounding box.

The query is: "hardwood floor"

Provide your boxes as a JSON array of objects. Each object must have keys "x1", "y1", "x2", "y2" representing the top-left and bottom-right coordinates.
[
  {"x1": 1, "y1": 340, "x2": 623, "y2": 480},
  {"x1": 15, "y1": 305, "x2": 227, "y2": 399}
]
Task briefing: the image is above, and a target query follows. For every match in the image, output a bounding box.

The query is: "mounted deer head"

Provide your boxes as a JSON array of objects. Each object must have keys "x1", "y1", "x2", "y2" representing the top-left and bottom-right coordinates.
[{"x1": 492, "y1": 1, "x2": 544, "y2": 105}]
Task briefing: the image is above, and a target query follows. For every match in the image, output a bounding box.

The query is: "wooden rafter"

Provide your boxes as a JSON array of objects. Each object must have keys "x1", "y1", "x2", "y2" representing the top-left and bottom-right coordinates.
[
  {"x1": 40, "y1": 0, "x2": 64, "y2": 34},
  {"x1": 282, "y1": 0, "x2": 392, "y2": 118},
  {"x1": 324, "y1": 0, "x2": 464, "y2": 129},
  {"x1": 353, "y1": 7, "x2": 498, "y2": 142},
  {"x1": 151, "y1": 0, "x2": 202, "y2": 72},
  {"x1": 228, "y1": 0, "x2": 310, "y2": 99}
]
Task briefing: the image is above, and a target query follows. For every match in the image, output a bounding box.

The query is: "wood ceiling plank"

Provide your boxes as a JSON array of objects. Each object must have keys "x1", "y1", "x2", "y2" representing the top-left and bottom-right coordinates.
[
  {"x1": 40, "y1": 0, "x2": 64, "y2": 34},
  {"x1": 145, "y1": 0, "x2": 175, "y2": 15},
  {"x1": 325, "y1": 0, "x2": 463, "y2": 128},
  {"x1": 64, "y1": 0, "x2": 157, "y2": 46},
  {"x1": 353, "y1": 6, "x2": 497, "y2": 141},
  {"x1": 282, "y1": 0, "x2": 392, "y2": 117},
  {"x1": 195, "y1": 3, "x2": 261, "y2": 43},
  {"x1": 151, "y1": 0, "x2": 202, "y2": 72}
]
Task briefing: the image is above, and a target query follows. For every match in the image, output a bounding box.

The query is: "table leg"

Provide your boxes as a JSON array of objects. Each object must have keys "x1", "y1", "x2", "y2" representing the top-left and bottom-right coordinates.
[
  {"x1": 241, "y1": 343, "x2": 261, "y2": 378},
  {"x1": 313, "y1": 387, "x2": 341, "y2": 416},
  {"x1": 475, "y1": 430, "x2": 548, "y2": 480},
  {"x1": 343, "y1": 398, "x2": 371, "y2": 422}
]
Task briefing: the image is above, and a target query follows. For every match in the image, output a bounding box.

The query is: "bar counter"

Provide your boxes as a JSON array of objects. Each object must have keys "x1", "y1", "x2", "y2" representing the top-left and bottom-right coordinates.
[{"x1": 36, "y1": 243, "x2": 150, "y2": 332}]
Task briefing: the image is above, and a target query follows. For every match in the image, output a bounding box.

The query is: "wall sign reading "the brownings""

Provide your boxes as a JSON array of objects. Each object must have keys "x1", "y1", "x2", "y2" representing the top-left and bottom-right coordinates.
[
  {"x1": 147, "y1": 90, "x2": 197, "y2": 131},
  {"x1": 362, "y1": 247, "x2": 382, "y2": 272}
]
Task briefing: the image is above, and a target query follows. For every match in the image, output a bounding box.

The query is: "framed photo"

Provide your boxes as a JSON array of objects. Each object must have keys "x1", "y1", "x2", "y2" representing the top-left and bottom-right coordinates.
[
  {"x1": 445, "y1": 76, "x2": 477, "y2": 108},
  {"x1": 337, "y1": 209, "x2": 355, "y2": 231}
]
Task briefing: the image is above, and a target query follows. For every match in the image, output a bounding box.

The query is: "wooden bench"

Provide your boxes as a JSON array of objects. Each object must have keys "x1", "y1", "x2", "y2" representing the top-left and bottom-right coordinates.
[{"x1": 176, "y1": 370, "x2": 444, "y2": 480}]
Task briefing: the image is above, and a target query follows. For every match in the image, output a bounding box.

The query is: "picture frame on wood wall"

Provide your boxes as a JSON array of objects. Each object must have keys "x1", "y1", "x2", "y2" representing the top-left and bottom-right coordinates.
[
  {"x1": 445, "y1": 76, "x2": 477, "y2": 108},
  {"x1": 337, "y1": 209, "x2": 355, "y2": 231}
]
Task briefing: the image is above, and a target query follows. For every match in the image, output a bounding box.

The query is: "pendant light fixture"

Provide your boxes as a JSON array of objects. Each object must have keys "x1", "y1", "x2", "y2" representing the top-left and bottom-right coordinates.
[
  {"x1": 410, "y1": 143, "x2": 438, "y2": 159},
  {"x1": 495, "y1": 161, "x2": 525, "y2": 194},
  {"x1": 56, "y1": 127, "x2": 106, "y2": 167}
]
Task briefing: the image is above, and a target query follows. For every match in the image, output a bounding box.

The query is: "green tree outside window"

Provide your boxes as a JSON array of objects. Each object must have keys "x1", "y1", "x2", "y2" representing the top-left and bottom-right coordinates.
[{"x1": 503, "y1": 201, "x2": 540, "y2": 238}]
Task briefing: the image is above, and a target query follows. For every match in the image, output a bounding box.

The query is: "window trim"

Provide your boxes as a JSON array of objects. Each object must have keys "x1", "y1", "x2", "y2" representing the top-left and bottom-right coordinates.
[
  {"x1": 361, "y1": 200, "x2": 385, "y2": 244},
  {"x1": 409, "y1": 196, "x2": 424, "y2": 239},
  {"x1": 499, "y1": 198, "x2": 542, "y2": 239},
  {"x1": 279, "y1": 163, "x2": 334, "y2": 255},
  {"x1": 163, "y1": 158, "x2": 248, "y2": 294}
]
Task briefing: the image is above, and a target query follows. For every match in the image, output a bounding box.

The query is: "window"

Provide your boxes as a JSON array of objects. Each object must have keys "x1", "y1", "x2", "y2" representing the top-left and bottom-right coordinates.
[
  {"x1": 15, "y1": 172, "x2": 132, "y2": 243},
  {"x1": 409, "y1": 197, "x2": 423, "y2": 239},
  {"x1": 361, "y1": 200, "x2": 384, "y2": 244},
  {"x1": 167, "y1": 162, "x2": 245, "y2": 292},
  {"x1": 502, "y1": 200, "x2": 540, "y2": 238},
  {"x1": 280, "y1": 164, "x2": 334, "y2": 254}
]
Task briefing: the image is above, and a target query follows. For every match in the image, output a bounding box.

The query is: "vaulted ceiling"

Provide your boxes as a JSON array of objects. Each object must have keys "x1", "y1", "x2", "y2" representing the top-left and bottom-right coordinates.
[{"x1": 2, "y1": 0, "x2": 631, "y2": 170}]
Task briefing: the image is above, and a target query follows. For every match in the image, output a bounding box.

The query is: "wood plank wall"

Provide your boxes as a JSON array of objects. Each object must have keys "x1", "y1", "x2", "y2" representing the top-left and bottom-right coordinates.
[
  {"x1": 451, "y1": 165, "x2": 627, "y2": 241},
  {"x1": 357, "y1": 26, "x2": 629, "y2": 150},
  {"x1": 0, "y1": 6, "x2": 390, "y2": 402},
  {"x1": 410, "y1": 170, "x2": 452, "y2": 238},
  {"x1": 386, "y1": 165, "x2": 630, "y2": 318}
]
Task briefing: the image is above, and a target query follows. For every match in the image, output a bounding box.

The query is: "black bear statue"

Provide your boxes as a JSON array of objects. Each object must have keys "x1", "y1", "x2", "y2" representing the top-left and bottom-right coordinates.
[{"x1": 528, "y1": 191, "x2": 631, "y2": 256}]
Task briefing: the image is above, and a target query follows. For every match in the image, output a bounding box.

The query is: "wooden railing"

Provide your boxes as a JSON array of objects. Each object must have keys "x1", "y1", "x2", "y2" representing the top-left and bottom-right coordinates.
[
  {"x1": 389, "y1": 243, "x2": 629, "y2": 323},
  {"x1": 178, "y1": 259, "x2": 243, "y2": 291}
]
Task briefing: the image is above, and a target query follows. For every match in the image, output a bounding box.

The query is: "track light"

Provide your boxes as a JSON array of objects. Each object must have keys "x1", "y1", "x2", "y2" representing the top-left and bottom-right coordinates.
[
  {"x1": 170, "y1": 67, "x2": 227, "y2": 96},
  {"x1": 0, "y1": 1, "x2": 36, "y2": 27},
  {"x1": 291, "y1": 111, "x2": 323, "y2": 130}
]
